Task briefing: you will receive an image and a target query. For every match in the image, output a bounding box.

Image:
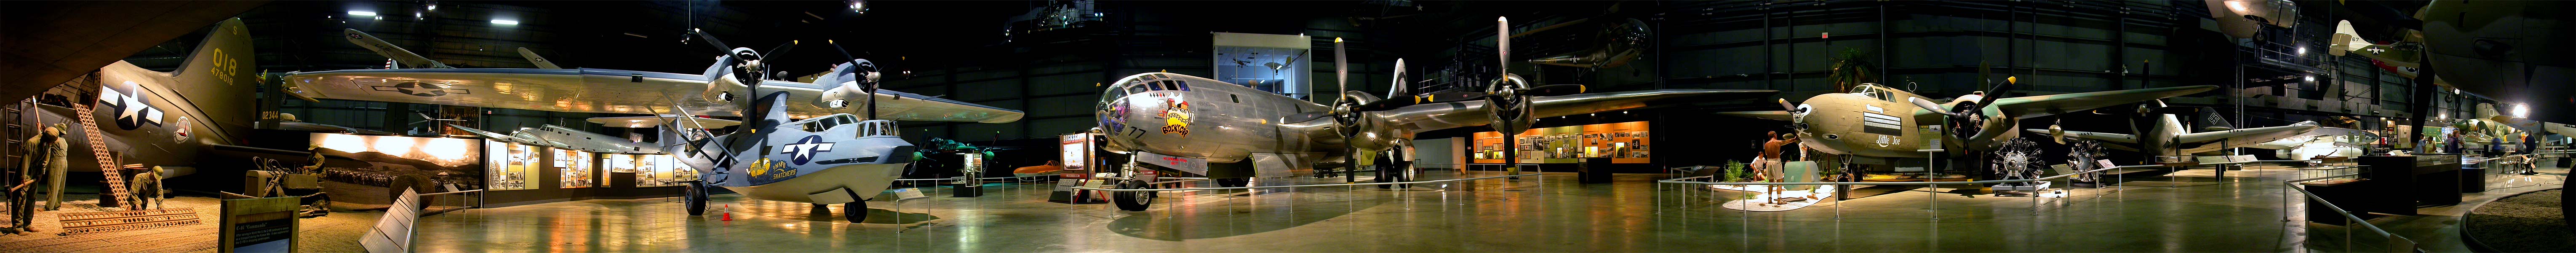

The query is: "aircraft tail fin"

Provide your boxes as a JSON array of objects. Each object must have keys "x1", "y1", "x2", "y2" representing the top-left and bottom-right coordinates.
[
  {"x1": 344, "y1": 29, "x2": 452, "y2": 69},
  {"x1": 166, "y1": 18, "x2": 259, "y2": 144},
  {"x1": 2196, "y1": 108, "x2": 2234, "y2": 131},
  {"x1": 518, "y1": 47, "x2": 562, "y2": 69}
]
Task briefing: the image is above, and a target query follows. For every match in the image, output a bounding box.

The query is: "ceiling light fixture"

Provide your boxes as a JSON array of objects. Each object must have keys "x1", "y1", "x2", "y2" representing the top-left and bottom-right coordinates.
[
  {"x1": 491, "y1": 19, "x2": 519, "y2": 25},
  {"x1": 349, "y1": 11, "x2": 377, "y2": 16}
]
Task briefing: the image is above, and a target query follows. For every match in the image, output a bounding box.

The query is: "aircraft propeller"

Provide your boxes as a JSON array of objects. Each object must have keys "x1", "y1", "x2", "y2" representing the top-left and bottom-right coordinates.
[{"x1": 1904, "y1": 64, "x2": 2015, "y2": 153}]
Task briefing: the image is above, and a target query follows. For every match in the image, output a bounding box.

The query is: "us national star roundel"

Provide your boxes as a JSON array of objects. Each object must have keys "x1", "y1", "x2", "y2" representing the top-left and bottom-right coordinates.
[
  {"x1": 370, "y1": 82, "x2": 470, "y2": 97},
  {"x1": 782, "y1": 135, "x2": 836, "y2": 165}
]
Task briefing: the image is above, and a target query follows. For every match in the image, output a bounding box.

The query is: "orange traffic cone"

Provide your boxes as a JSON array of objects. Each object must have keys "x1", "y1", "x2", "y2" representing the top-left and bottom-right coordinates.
[{"x1": 720, "y1": 205, "x2": 732, "y2": 221}]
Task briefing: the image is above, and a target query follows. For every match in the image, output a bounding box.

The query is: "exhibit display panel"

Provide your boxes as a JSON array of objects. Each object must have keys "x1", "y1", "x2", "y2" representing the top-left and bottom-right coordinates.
[
  {"x1": 556, "y1": 148, "x2": 595, "y2": 188},
  {"x1": 311, "y1": 133, "x2": 485, "y2": 190},
  {"x1": 483, "y1": 140, "x2": 538, "y2": 190},
  {"x1": 1470, "y1": 121, "x2": 1650, "y2": 164},
  {"x1": 631, "y1": 154, "x2": 694, "y2": 187}
]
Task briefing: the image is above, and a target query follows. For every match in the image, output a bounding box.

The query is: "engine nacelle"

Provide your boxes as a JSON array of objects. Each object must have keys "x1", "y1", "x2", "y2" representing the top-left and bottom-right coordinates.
[{"x1": 813, "y1": 60, "x2": 880, "y2": 109}]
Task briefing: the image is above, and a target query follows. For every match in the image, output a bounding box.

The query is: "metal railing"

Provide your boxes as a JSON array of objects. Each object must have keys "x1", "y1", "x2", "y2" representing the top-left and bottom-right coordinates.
[
  {"x1": 1657, "y1": 159, "x2": 2322, "y2": 218},
  {"x1": 1072, "y1": 173, "x2": 1537, "y2": 192},
  {"x1": 2281, "y1": 172, "x2": 2417, "y2": 252}
]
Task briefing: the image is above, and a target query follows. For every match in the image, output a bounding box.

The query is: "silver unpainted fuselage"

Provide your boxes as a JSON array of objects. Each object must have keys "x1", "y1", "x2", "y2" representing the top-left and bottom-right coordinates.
[{"x1": 1092, "y1": 72, "x2": 1774, "y2": 172}]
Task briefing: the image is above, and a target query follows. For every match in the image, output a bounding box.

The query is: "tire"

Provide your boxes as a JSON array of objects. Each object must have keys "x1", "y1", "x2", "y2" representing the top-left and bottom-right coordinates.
[
  {"x1": 1113, "y1": 180, "x2": 1155, "y2": 211},
  {"x1": 388, "y1": 174, "x2": 437, "y2": 210},
  {"x1": 844, "y1": 201, "x2": 867, "y2": 223},
  {"x1": 683, "y1": 181, "x2": 708, "y2": 216}
]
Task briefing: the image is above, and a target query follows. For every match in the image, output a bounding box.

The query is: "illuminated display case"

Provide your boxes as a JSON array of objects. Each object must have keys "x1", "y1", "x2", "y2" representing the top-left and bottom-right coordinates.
[
  {"x1": 555, "y1": 148, "x2": 595, "y2": 188},
  {"x1": 1471, "y1": 121, "x2": 1652, "y2": 164},
  {"x1": 617, "y1": 154, "x2": 696, "y2": 187},
  {"x1": 483, "y1": 141, "x2": 537, "y2": 190}
]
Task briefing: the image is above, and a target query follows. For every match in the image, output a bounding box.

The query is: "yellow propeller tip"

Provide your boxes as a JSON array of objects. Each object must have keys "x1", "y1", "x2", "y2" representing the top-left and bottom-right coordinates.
[
  {"x1": 1334, "y1": 38, "x2": 1343, "y2": 43},
  {"x1": 2006, "y1": 76, "x2": 2017, "y2": 83}
]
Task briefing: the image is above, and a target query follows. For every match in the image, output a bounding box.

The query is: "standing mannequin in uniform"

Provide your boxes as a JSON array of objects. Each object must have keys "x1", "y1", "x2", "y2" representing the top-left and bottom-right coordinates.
[{"x1": 24, "y1": 124, "x2": 67, "y2": 211}]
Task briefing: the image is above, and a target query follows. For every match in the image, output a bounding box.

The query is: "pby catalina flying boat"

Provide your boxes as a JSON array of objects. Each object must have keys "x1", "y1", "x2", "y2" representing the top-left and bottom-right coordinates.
[
  {"x1": 1092, "y1": 17, "x2": 1778, "y2": 211},
  {"x1": 285, "y1": 30, "x2": 1023, "y2": 223},
  {"x1": 1718, "y1": 75, "x2": 2219, "y2": 158},
  {"x1": 2027, "y1": 100, "x2": 2319, "y2": 157},
  {"x1": 17, "y1": 19, "x2": 342, "y2": 208}
]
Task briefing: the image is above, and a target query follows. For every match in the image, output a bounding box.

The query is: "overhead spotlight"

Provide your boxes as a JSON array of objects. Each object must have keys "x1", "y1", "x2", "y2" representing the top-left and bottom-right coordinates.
[
  {"x1": 2513, "y1": 104, "x2": 2529, "y2": 118},
  {"x1": 2296, "y1": 46, "x2": 2306, "y2": 56},
  {"x1": 2304, "y1": 75, "x2": 2314, "y2": 82},
  {"x1": 850, "y1": 0, "x2": 866, "y2": 13},
  {"x1": 348, "y1": 11, "x2": 377, "y2": 16},
  {"x1": 425, "y1": 2, "x2": 437, "y2": 11},
  {"x1": 491, "y1": 19, "x2": 519, "y2": 25},
  {"x1": 414, "y1": 12, "x2": 423, "y2": 20}
]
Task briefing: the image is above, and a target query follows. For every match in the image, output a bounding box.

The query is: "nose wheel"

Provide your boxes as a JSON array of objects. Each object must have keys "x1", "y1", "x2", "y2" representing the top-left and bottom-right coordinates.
[{"x1": 844, "y1": 200, "x2": 867, "y2": 223}]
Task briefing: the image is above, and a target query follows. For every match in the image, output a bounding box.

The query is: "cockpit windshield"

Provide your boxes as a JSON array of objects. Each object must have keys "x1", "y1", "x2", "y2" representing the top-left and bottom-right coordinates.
[{"x1": 793, "y1": 113, "x2": 863, "y2": 133}]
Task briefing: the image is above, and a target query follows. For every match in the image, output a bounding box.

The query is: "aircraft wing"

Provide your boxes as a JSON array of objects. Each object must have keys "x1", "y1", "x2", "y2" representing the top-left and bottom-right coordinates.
[
  {"x1": 448, "y1": 124, "x2": 534, "y2": 144},
  {"x1": 1375, "y1": 89, "x2": 1777, "y2": 132},
  {"x1": 2023, "y1": 129, "x2": 2137, "y2": 143},
  {"x1": 1992, "y1": 86, "x2": 2218, "y2": 119},
  {"x1": 283, "y1": 68, "x2": 1024, "y2": 123},
  {"x1": 587, "y1": 116, "x2": 742, "y2": 129},
  {"x1": 1714, "y1": 110, "x2": 1792, "y2": 121},
  {"x1": 2177, "y1": 121, "x2": 2319, "y2": 147}
]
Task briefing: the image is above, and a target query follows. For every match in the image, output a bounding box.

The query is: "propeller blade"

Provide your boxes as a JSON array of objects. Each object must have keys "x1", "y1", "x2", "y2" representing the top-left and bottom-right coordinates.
[
  {"x1": 1524, "y1": 84, "x2": 1584, "y2": 97},
  {"x1": 763, "y1": 40, "x2": 798, "y2": 61},
  {"x1": 1334, "y1": 38, "x2": 1349, "y2": 105},
  {"x1": 1496, "y1": 17, "x2": 1511, "y2": 81},
  {"x1": 688, "y1": 29, "x2": 734, "y2": 54},
  {"x1": 827, "y1": 40, "x2": 856, "y2": 61},
  {"x1": 1779, "y1": 98, "x2": 1802, "y2": 112},
  {"x1": 1906, "y1": 97, "x2": 1958, "y2": 118},
  {"x1": 1977, "y1": 76, "x2": 2015, "y2": 107}
]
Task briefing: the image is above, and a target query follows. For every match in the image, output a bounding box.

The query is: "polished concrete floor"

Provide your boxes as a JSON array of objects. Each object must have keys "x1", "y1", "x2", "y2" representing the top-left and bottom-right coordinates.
[{"x1": 403, "y1": 163, "x2": 2569, "y2": 252}]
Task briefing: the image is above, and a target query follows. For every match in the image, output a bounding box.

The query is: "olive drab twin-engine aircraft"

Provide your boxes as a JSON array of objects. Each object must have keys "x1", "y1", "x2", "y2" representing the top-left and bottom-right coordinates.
[
  {"x1": 2024, "y1": 100, "x2": 2321, "y2": 158},
  {"x1": 284, "y1": 30, "x2": 1022, "y2": 223},
  {"x1": 14, "y1": 19, "x2": 346, "y2": 209},
  {"x1": 1717, "y1": 77, "x2": 2219, "y2": 159},
  {"x1": 1090, "y1": 17, "x2": 1778, "y2": 211}
]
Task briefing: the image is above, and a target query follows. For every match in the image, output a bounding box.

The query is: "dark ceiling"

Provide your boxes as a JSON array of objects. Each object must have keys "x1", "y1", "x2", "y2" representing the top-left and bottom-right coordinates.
[{"x1": 117, "y1": 0, "x2": 1634, "y2": 78}]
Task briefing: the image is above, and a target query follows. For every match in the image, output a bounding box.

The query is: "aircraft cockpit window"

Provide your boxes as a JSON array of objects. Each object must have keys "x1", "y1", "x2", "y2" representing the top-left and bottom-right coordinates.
[{"x1": 795, "y1": 114, "x2": 862, "y2": 132}]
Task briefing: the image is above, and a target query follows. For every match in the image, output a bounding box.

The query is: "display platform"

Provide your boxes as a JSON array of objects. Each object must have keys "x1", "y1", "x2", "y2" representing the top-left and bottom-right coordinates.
[{"x1": 1706, "y1": 185, "x2": 1837, "y2": 212}]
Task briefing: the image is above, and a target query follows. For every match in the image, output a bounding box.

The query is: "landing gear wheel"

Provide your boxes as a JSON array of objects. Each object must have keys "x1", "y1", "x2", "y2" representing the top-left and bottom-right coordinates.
[
  {"x1": 844, "y1": 201, "x2": 867, "y2": 223},
  {"x1": 683, "y1": 181, "x2": 709, "y2": 216},
  {"x1": 389, "y1": 174, "x2": 436, "y2": 211},
  {"x1": 1113, "y1": 180, "x2": 1156, "y2": 211}
]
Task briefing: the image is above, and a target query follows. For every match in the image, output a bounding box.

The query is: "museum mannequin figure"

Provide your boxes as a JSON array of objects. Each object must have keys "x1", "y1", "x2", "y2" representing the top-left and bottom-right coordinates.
[
  {"x1": 1756, "y1": 132, "x2": 1786, "y2": 181},
  {"x1": 21, "y1": 124, "x2": 67, "y2": 211}
]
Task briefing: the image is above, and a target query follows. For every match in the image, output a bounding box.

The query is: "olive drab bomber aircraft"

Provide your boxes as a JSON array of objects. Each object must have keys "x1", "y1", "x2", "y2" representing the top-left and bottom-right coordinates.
[
  {"x1": 1090, "y1": 17, "x2": 1780, "y2": 211},
  {"x1": 15, "y1": 19, "x2": 344, "y2": 209},
  {"x1": 1717, "y1": 77, "x2": 2220, "y2": 159},
  {"x1": 283, "y1": 30, "x2": 1023, "y2": 223}
]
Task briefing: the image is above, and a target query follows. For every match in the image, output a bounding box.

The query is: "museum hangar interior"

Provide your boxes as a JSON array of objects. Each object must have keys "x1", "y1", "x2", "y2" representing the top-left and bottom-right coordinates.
[{"x1": 0, "y1": 0, "x2": 2569, "y2": 252}]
